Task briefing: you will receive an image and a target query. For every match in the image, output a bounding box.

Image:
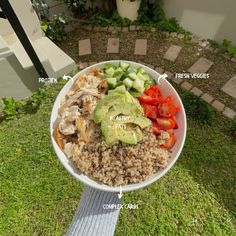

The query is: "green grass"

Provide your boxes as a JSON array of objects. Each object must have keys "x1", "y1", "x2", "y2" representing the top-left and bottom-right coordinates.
[{"x1": 0, "y1": 81, "x2": 235, "y2": 235}]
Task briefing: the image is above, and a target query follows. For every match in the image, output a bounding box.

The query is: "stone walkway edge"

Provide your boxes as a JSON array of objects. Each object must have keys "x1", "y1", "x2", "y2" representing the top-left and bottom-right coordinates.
[
  {"x1": 77, "y1": 61, "x2": 236, "y2": 120},
  {"x1": 80, "y1": 24, "x2": 236, "y2": 63}
]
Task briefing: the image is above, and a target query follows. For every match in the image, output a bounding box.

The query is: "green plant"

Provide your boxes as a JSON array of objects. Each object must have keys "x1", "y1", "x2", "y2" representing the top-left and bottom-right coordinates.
[
  {"x1": 208, "y1": 39, "x2": 236, "y2": 58},
  {"x1": 41, "y1": 14, "x2": 67, "y2": 42},
  {"x1": 61, "y1": 0, "x2": 87, "y2": 15},
  {"x1": 1, "y1": 88, "x2": 46, "y2": 120},
  {"x1": 181, "y1": 92, "x2": 215, "y2": 125}
]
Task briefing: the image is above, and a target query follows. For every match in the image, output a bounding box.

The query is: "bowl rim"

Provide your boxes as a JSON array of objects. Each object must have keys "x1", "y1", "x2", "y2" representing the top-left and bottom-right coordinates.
[{"x1": 50, "y1": 60, "x2": 187, "y2": 192}]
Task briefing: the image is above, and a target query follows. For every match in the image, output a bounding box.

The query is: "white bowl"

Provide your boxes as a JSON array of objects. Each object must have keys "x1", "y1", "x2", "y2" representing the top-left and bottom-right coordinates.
[{"x1": 50, "y1": 60, "x2": 187, "y2": 192}]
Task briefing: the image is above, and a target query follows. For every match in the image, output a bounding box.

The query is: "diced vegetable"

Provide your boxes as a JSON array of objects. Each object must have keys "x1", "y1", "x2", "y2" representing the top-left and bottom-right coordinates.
[
  {"x1": 158, "y1": 96, "x2": 179, "y2": 118},
  {"x1": 144, "y1": 85, "x2": 164, "y2": 103},
  {"x1": 161, "y1": 134, "x2": 176, "y2": 149},
  {"x1": 155, "y1": 117, "x2": 176, "y2": 130},
  {"x1": 128, "y1": 72, "x2": 139, "y2": 81},
  {"x1": 107, "y1": 77, "x2": 117, "y2": 88},
  {"x1": 133, "y1": 78, "x2": 145, "y2": 93},
  {"x1": 123, "y1": 78, "x2": 133, "y2": 88},
  {"x1": 119, "y1": 61, "x2": 130, "y2": 71},
  {"x1": 138, "y1": 95, "x2": 159, "y2": 105},
  {"x1": 106, "y1": 67, "x2": 115, "y2": 76},
  {"x1": 137, "y1": 72, "x2": 149, "y2": 81},
  {"x1": 141, "y1": 103, "x2": 158, "y2": 119},
  {"x1": 136, "y1": 67, "x2": 146, "y2": 74}
]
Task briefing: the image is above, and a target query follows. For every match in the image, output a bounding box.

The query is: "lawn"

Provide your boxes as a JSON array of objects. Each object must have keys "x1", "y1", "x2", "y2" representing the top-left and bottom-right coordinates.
[{"x1": 0, "y1": 80, "x2": 235, "y2": 236}]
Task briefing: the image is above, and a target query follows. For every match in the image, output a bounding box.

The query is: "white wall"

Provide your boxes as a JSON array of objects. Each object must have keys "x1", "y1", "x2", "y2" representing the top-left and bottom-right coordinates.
[{"x1": 162, "y1": 0, "x2": 236, "y2": 44}]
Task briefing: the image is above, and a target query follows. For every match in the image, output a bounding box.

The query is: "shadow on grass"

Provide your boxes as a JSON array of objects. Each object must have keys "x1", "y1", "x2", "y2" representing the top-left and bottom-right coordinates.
[{"x1": 179, "y1": 117, "x2": 236, "y2": 221}]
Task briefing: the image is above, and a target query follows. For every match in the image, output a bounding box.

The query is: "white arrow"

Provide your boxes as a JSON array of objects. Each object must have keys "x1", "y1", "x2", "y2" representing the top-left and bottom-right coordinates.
[
  {"x1": 118, "y1": 185, "x2": 123, "y2": 199},
  {"x1": 62, "y1": 75, "x2": 74, "y2": 82},
  {"x1": 157, "y1": 73, "x2": 168, "y2": 85}
]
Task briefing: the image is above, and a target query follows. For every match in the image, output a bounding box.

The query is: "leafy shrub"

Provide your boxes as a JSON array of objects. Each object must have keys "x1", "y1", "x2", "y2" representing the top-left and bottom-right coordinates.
[
  {"x1": 208, "y1": 39, "x2": 236, "y2": 58},
  {"x1": 0, "y1": 88, "x2": 46, "y2": 120},
  {"x1": 61, "y1": 0, "x2": 86, "y2": 15},
  {"x1": 181, "y1": 92, "x2": 215, "y2": 125},
  {"x1": 41, "y1": 14, "x2": 67, "y2": 42}
]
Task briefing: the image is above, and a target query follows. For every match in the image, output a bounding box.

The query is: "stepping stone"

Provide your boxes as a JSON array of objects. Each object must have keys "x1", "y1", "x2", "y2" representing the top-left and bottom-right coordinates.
[
  {"x1": 201, "y1": 93, "x2": 214, "y2": 104},
  {"x1": 181, "y1": 81, "x2": 193, "y2": 91},
  {"x1": 188, "y1": 57, "x2": 214, "y2": 73},
  {"x1": 190, "y1": 87, "x2": 203, "y2": 97},
  {"x1": 134, "y1": 39, "x2": 147, "y2": 55},
  {"x1": 223, "y1": 107, "x2": 236, "y2": 119},
  {"x1": 107, "y1": 38, "x2": 119, "y2": 53},
  {"x1": 163, "y1": 45, "x2": 182, "y2": 62},
  {"x1": 79, "y1": 39, "x2": 91, "y2": 56},
  {"x1": 221, "y1": 75, "x2": 236, "y2": 99},
  {"x1": 212, "y1": 100, "x2": 225, "y2": 112}
]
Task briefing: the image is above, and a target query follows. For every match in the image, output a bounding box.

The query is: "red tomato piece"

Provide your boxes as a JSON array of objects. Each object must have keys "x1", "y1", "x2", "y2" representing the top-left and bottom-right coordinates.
[
  {"x1": 138, "y1": 95, "x2": 159, "y2": 105},
  {"x1": 158, "y1": 96, "x2": 179, "y2": 118},
  {"x1": 161, "y1": 134, "x2": 177, "y2": 150},
  {"x1": 152, "y1": 120, "x2": 162, "y2": 135},
  {"x1": 172, "y1": 116, "x2": 178, "y2": 129},
  {"x1": 144, "y1": 85, "x2": 164, "y2": 103},
  {"x1": 156, "y1": 117, "x2": 176, "y2": 130},
  {"x1": 141, "y1": 103, "x2": 158, "y2": 119}
]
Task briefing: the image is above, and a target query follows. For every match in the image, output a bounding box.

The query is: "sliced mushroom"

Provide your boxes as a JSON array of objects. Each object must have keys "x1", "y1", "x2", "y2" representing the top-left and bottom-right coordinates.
[{"x1": 59, "y1": 119, "x2": 76, "y2": 135}]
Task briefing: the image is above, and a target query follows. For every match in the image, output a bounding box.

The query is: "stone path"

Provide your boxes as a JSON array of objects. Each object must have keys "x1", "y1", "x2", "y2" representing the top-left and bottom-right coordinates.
[
  {"x1": 221, "y1": 75, "x2": 236, "y2": 99},
  {"x1": 134, "y1": 39, "x2": 147, "y2": 55},
  {"x1": 107, "y1": 38, "x2": 119, "y2": 54},
  {"x1": 164, "y1": 45, "x2": 182, "y2": 62},
  {"x1": 76, "y1": 29, "x2": 236, "y2": 119},
  {"x1": 188, "y1": 57, "x2": 214, "y2": 73},
  {"x1": 78, "y1": 39, "x2": 91, "y2": 56}
]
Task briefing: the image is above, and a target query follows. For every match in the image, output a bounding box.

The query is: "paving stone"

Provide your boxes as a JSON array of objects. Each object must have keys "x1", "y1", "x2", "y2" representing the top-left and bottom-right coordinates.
[
  {"x1": 191, "y1": 35, "x2": 199, "y2": 43},
  {"x1": 129, "y1": 25, "x2": 136, "y2": 31},
  {"x1": 88, "y1": 61, "x2": 97, "y2": 66},
  {"x1": 122, "y1": 27, "x2": 129, "y2": 33},
  {"x1": 181, "y1": 81, "x2": 193, "y2": 91},
  {"x1": 151, "y1": 27, "x2": 156, "y2": 32},
  {"x1": 101, "y1": 27, "x2": 108, "y2": 32},
  {"x1": 231, "y1": 57, "x2": 236, "y2": 63},
  {"x1": 79, "y1": 62, "x2": 88, "y2": 69},
  {"x1": 170, "y1": 32, "x2": 177, "y2": 37},
  {"x1": 163, "y1": 32, "x2": 170, "y2": 37},
  {"x1": 115, "y1": 26, "x2": 122, "y2": 32},
  {"x1": 223, "y1": 53, "x2": 231, "y2": 60},
  {"x1": 212, "y1": 100, "x2": 225, "y2": 112},
  {"x1": 163, "y1": 45, "x2": 182, "y2": 62},
  {"x1": 164, "y1": 71, "x2": 174, "y2": 80},
  {"x1": 188, "y1": 57, "x2": 214, "y2": 73},
  {"x1": 223, "y1": 107, "x2": 236, "y2": 119},
  {"x1": 221, "y1": 75, "x2": 236, "y2": 99},
  {"x1": 107, "y1": 38, "x2": 119, "y2": 53},
  {"x1": 134, "y1": 39, "x2": 147, "y2": 55},
  {"x1": 172, "y1": 77, "x2": 183, "y2": 84},
  {"x1": 155, "y1": 67, "x2": 164, "y2": 74},
  {"x1": 78, "y1": 39, "x2": 91, "y2": 56},
  {"x1": 177, "y1": 34, "x2": 184, "y2": 39},
  {"x1": 190, "y1": 87, "x2": 203, "y2": 97},
  {"x1": 201, "y1": 93, "x2": 214, "y2": 104}
]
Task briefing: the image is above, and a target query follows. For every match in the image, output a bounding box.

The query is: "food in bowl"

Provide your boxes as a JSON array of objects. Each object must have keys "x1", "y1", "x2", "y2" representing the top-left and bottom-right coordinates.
[{"x1": 53, "y1": 62, "x2": 180, "y2": 186}]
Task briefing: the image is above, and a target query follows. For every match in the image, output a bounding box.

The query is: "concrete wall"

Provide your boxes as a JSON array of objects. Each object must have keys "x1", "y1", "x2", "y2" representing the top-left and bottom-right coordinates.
[{"x1": 162, "y1": 0, "x2": 236, "y2": 44}]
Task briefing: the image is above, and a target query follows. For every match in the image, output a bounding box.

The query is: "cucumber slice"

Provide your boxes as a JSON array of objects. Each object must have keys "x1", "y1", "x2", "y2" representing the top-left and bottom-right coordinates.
[
  {"x1": 104, "y1": 63, "x2": 117, "y2": 70},
  {"x1": 137, "y1": 72, "x2": 149, "y2": 81},
  {"x1": 107, "y1": 77, "x2": 117, "y2": 88},
  {"x1": 132, "y1": 78, "x2": 145, "y2": 93},
  {"x1": 123, "y1": 78, "x2": 133, "y2": 88},
  {"x1": 128, "y1": 72, "x2": 139, "y2": 81},
  {"x1": 113, "y1": 68, "x2": 124, "y2": 80},
  {"x1": 119, "y1": 61, "x2": 130, "y2": 71},
  {"x1": 129, "y1": 89, "x2": 141, "y2": 97},
  {"x1": 105, "y1": 67, "x2": 115, "y2": 76},
  {"x1": 136, "y1": 67, "x2": 146, "y2": 74}
]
